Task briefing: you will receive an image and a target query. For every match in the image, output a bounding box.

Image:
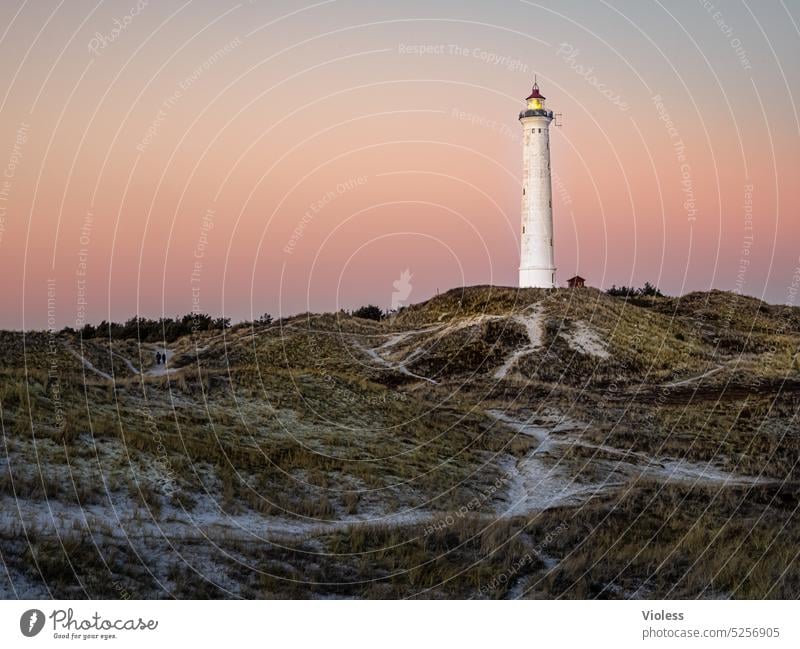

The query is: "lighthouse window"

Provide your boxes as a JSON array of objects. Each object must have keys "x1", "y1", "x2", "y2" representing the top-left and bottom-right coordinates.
[
  {"x1": 522, "y1": 226, "x2": 526, "y2": 233},
  {"x1": 538, "y1": 128, "x2": 541, "y2": 133},
  {"x1": 522, "y1": 188, "x2": 525, "y2": 195}
]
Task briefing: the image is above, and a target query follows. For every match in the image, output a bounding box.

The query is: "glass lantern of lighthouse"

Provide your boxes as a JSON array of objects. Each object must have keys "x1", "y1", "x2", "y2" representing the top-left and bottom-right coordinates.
[{"x1": 526, "y1": 82, "x2": 546, "y2": 112}]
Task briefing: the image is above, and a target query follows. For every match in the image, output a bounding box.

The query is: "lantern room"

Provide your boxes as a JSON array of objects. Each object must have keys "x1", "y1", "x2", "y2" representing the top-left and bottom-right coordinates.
[{"x1": 526, "y1": 81, "x2": 546, "y2": 111}]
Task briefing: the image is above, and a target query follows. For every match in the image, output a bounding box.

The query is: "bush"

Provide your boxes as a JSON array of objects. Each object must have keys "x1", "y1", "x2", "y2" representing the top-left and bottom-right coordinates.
[
  {"x1": 352, "y1": 305, "x2": 384, "y2": 321},
  {"x1": 640, "y1": 281, "x2": 663, "y2": 297},
  {"x1": 607, "y1": 282, "x2": 664, "y2": 298},
  {"x1": 77, "y1": 314, "x2": 231, "y2": 342}
]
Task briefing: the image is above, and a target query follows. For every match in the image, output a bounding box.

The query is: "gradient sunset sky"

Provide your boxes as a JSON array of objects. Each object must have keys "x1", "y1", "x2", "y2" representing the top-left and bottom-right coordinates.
[{"x1": 1, "y1": 0, "x2": 798, "y2": 329}]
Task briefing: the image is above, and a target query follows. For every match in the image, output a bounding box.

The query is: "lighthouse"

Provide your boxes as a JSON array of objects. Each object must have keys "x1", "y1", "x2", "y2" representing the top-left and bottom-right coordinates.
[{"x1": 518, "y1": 79, "x2": 556, "y2": 288}]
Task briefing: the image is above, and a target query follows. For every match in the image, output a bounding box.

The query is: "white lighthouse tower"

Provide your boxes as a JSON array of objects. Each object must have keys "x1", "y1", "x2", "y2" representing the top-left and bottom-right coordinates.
[{"x1": 518, "y1": 79, "x2": 556, "y2": 288}]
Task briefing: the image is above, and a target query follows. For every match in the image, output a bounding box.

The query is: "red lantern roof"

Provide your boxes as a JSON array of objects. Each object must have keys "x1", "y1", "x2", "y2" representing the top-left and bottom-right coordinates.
[{"x1": 526, "y1": 81, "x2": 545, "y2": 101}]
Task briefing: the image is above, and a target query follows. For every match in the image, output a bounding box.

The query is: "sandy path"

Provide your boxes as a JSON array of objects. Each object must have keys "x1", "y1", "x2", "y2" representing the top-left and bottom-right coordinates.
[
  {"x1": 494, "y1": 306, "x2": 545, "y2": 379},
  {"x1": 146, "y1": 349, "x2": 174, "y2": 376},
  {"x1": 354, "y1": 340, "x2": 437, "y2": 384},
  {"x1": 66, "y1": 346, "x2": 112, "y2": 381},
  {"x1": 488, "y1": 409, "x2": 769, "y2": 491},
  {"x1": 663, "y1": 365, "x2": 724, "y2": 388}
]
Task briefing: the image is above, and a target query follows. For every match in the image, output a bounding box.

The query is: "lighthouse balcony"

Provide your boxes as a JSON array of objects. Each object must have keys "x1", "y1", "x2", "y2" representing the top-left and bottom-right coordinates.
[{"x1": 519, "y1": 109, "x2": 553, "y2": 119}]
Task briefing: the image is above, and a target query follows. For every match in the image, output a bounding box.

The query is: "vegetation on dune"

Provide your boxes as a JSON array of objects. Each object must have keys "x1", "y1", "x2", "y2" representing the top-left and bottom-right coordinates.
[
  {"x1": 351, "y1": 305, "x2": 385, "y2": 322},
  {"x1": 528, "y1": 482, "x2": 800, "y2": 599},
  {"x1": 75, "y1": 314, "x2": 231, "y2": 343},
  {"x1": 606, "y1": 281, "x2": 664, "y2": 299},
  {"x1": 6, "y1": 482, "x2": 797, "y2": 599},
  {"x1": 1, "y1": 286, "x2": 798, "y2": 599}
]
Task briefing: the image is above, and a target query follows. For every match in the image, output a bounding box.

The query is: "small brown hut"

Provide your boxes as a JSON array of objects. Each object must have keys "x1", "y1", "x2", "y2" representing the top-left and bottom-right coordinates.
[{"x1": 567, "y1": 275, "x2": 586, "y2": 289}]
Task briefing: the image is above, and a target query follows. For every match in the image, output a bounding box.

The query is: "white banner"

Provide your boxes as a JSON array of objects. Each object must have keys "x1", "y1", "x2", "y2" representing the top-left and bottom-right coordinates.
[{"x1": 1, "y1": 600, "x2": 797, "y2": 648}]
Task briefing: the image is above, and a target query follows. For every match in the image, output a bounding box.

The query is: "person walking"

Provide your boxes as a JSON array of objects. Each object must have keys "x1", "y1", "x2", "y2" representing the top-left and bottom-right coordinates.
[{"x1": 155, "y1": 351, "x2": 162, "y2": 365}]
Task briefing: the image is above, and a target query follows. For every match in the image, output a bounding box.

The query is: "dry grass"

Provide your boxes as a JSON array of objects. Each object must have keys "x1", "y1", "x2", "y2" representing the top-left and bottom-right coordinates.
[{"x1": 1, "y1": 286, "x2": 798, "y2": 598}]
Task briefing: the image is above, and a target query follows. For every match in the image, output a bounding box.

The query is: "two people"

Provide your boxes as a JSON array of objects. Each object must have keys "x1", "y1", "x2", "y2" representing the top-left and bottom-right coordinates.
[{"x1": 154, "y1": 350, "x2": 168, "y2": 365}]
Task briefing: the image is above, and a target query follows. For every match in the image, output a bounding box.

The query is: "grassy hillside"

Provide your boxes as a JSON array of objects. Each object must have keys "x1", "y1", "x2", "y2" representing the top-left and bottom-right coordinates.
[{"x1": 1, "y1": 287, "x2": 798, "y2": 598}]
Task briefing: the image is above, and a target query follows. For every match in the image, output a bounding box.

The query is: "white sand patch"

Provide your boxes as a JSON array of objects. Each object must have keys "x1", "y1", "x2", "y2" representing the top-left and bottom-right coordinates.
[
  {"x1": 487, "y1": 409, "x2": 551, "y2": 445},
  {"x1": 663, "y1": 365, "x2": 724, "y2": 387},
  {"x1": 66, "y1": 346, "x2": 112, "y2": 380},
  {"x1": 636, "y1": 458, "x2": 767, "y2": 486},
  {"x1": 372, "y1": 327, "x2": 442, "y2": 367},
  {"x1": 359, "y1": 315, "x2": 528, "y2": 381},
  {"x1": 436, "y1": 313, "x2": 505, "y2": 338},
  {"x1": 553, "y1": 430, "x2": 768, "y2": 487},
  {"x1": 0, "y1": 492, "x2": 443, "y2": 550},
  {"x1": 486, "y1": 409, "x2": 768, "y2": 512},
  {"x1": 494, "y1": 452, "x2": 608, "y2": 516},
  {"x1": 354, "y1": 341, "x2": 437, "y2": 384},
  {"x1": 113, "y1": 351, "x2": 141, "y2": 375},
  {"x1": 66, "y1": 343, "x2": 177, "y2": 381},
  {"x1": 146, "y1": 349, "x2": 175, "y2": 376},
  {"x1": 561, "y1": 320, "x2": 610, "y2": 359},
  {"x1": 377, "y1": 325, "x2": 444, "y2": 351},
  {"x1": 494, "y1": 306, "x2": 544, "y2": 379},
  {"x1": 486, "y1": 410, "x2": 611, "y2": 515}
]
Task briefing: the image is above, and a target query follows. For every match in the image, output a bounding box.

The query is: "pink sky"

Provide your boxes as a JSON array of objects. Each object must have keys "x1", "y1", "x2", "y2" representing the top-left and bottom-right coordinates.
[{"x1": 0, "y1": 0, "x2": 798, "y2": 329}]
